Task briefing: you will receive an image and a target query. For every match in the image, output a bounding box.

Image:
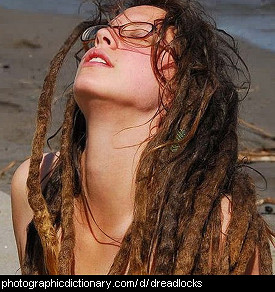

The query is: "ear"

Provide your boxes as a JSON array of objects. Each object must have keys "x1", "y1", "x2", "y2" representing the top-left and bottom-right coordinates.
[
  {"x1": 161, "y1": 52, "x2": 176, "y2": 81},
  {"x1": 157, "y1": 50, "x2": 176, "y2": 108},
  {"x1": 157, "y1": 25, "x2": 177, "y2": 82}
]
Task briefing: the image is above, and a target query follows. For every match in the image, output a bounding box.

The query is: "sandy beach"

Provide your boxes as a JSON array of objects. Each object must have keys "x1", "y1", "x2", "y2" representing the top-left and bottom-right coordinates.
[{"x1": 0, "y1": 6, "x2": 274, "y2": 274}]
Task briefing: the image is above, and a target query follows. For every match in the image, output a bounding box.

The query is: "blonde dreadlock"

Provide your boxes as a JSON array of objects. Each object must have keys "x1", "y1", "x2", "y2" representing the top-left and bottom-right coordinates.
[{"x1": 23, "y1": 20, "x2": 92, "y2": 274}]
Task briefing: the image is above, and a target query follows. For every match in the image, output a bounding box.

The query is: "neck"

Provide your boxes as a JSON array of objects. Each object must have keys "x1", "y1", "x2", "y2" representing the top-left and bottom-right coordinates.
[{"x1": 80, "y1": 100, "x2": 159, "y2": 239}]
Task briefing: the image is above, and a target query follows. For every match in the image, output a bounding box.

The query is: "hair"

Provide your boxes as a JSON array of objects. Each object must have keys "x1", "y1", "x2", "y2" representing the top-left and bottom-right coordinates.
[{"x1": 23, "y1": 0, "x2": 274, "y2": 275}]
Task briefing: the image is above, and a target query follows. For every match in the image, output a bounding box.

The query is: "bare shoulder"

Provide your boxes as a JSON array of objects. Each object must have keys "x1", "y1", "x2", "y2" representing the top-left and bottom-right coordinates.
[
  {"x1": 11, "y1": 152, "x2": 59, "y2": 206},
  {"x1": 11, "y1": 152, "x2": 59, "y2": 265}
]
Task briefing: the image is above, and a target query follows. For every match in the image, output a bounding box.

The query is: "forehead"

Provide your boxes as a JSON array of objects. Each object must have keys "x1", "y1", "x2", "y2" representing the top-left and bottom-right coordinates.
[{"x1": 111, "y1": 5, "x2": 166, "y2": 24}]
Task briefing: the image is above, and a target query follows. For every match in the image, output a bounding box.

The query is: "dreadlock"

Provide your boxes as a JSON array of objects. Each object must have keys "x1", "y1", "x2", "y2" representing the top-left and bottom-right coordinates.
[
  {"x1": 23, "y1": 0, "x2": 274, "y2": 275},
  {"x1": 23, "y1": 19, "x2": 92, "y2": 275}
]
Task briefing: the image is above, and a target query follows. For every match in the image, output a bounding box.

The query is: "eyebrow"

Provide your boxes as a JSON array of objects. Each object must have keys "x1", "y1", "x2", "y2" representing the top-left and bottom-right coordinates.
[{"x1": 110, "y1": 11, "x2": 157, "y2": 26}]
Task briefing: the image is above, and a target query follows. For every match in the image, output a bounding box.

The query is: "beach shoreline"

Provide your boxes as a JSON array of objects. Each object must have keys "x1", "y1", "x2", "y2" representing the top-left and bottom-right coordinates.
[{"x1": 0, "y1": 6, "x2": 274, "y2": 274}]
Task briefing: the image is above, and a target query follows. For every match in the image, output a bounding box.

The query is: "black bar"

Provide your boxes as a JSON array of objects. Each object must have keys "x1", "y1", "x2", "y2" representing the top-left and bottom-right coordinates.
[{"x1": 0, "y1": 275, "x2": 274, "y2": 290}]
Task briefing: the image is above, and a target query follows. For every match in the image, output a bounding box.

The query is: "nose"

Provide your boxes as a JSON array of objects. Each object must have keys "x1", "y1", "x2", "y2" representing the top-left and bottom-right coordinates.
[{"x1": 94, "y1": 27, "x2": 117, "y2": 49}]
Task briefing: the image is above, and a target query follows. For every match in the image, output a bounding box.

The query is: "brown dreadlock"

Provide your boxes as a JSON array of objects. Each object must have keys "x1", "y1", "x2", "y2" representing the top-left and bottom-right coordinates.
[{"x1": 23, "y1": 0, "x2": 274, "y2": 275}]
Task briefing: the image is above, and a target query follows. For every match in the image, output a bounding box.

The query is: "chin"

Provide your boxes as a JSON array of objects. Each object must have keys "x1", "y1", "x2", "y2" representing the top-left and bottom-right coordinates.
[
  {"x1": 73, "y1": 74, "x2": 160, "y2": 112},
  {"x1": 74, "y1": 76, "x2": 105, "y2": 99}
]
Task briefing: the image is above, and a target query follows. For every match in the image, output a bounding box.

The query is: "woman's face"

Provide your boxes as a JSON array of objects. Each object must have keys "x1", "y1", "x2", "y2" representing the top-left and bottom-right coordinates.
[{"x1": 73, "y1": 5, "x2": 168, "y2": 115}]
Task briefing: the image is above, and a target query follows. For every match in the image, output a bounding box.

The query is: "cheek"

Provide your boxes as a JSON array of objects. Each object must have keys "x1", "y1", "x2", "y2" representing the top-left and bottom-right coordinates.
[{"x1": 119, "y1": 55, "x2": 160, "y2": 110}]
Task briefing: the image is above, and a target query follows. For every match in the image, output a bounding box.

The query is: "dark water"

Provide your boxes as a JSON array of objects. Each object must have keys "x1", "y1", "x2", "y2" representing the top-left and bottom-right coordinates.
[
  {"x1": 202, "y1": 0, "x2": 275, "y2": 52},
  {"x1": 0, "y1": 0, "x2": 82, "y2": 15},
  {"x1": 0, "y1": 0, "x2": 275, "y2": 52}
]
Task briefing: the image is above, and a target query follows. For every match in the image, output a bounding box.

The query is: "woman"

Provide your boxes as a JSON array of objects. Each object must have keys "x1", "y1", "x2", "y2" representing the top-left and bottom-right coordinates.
[{"x1": 11, "y1": 0, "x2": 274, "y2": 275}]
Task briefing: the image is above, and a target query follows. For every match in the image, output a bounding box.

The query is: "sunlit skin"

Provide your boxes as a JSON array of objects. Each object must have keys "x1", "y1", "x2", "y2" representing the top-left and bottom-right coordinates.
[{"x1": 73, "y1": 5, "x2": 168, "y2": 274}]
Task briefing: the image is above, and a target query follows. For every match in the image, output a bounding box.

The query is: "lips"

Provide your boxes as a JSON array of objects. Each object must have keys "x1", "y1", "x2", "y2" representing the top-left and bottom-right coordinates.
[{"x1": 83, "y1": 48, "x2": 113, "y2": 67}]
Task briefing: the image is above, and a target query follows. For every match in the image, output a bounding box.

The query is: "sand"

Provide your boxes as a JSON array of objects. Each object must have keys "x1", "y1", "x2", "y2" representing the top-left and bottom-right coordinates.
[
  {"x1": 0, "y1": 6, "x2": 274, "y2": 274},
  {"x1": 0, "y1": 7, "x2": 84, "y2": 192}
]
